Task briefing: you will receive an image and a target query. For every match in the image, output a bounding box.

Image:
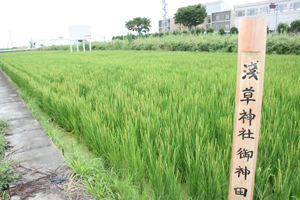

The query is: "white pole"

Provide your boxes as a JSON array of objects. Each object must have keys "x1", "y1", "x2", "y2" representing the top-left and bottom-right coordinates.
[
  {"x1": 83, "y1": 40, "x2": 85, "y2": 52},
  {"x1": 275, "y1": 4, "x2": 278, "y2": 32},
  {"x1": 76, "y1": 40, "x2": 79, "y2": 52}
]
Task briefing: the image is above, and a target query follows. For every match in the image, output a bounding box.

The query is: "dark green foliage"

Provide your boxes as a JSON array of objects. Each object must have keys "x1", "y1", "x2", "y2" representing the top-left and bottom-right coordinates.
[
  {"x1": 0, "y1": 162, "x2": 17, "y2": 194},
  {"x1": 112, "y1": 35, "x2": 125, "y2": 40},
  {"x1": 0, "y1": 120, "x2": 9, "y2": 154},
  {"x1": 41, "y1": 34, "x2": 300, "y2": 55},
  {"x1": 207, "y1": 27, "x2": 214, "y2": 34},
  {"x1": 182, "y1": 29, "x2": 188, "y2": 34},
  {"x1": 125, "y1": 17, "x2": 151, "y2": 37},
  {"x1": 0, "y1": 119, "x2": 19, "y2": 195},
  {"x1": 174, "y1": 4, "x2": 207, "y2": 31},
  {"x1": 230, "y1": 26, "x2": 239, "y2": 34},
  {"x1": 267, "y1": 26, "x2": 270, "y2": 34},
  {"x1": 196, "y1": 27, "x2": 205, "y2": 35},
  {"x1": 126, "y1": 33, "x2": 135, "y2": 43},
  {"x1": 277, "y1": 22, "x2": 290, "y2": 34},
  {"x1": 290, "y1": 19, "x2": 300, "y2": 33},
  {"x1": 219, "y1": 27, "x2": 225, "y2": 35},
  {"x1": 174, "y1": 29, "x2": 181, "y2": 35},
  {"x1": 191, "y1": 28, "x2": 195, "y2": 35}
]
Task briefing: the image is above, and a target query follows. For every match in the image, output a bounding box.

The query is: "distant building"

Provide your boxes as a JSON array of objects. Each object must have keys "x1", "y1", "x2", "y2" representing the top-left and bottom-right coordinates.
[
  {"x1": 158, "y1": 0, "x2": 300, "y2": 33},
  {"x1": 201, "y1": 0, "x2": 234, "y2": 32},
  {"x1": 158, "y1": 0, "x2": 233, "y2": 33},
  {"x1": 158, "y1": 18, "x2": 187, "y2": 32},
  {"x1": 234, "y1": 0, "x2": 300, "y2": 31}
]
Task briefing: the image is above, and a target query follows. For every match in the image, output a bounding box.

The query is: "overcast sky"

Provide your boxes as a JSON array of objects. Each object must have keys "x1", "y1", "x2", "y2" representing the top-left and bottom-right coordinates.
[{"x1": 0, "y1": 0, "x2": 264, "y2": 47}]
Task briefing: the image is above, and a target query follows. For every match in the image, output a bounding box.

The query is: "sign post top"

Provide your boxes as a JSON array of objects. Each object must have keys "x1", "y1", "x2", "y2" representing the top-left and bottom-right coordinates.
[{"x1": 69, "y1": 25, "x2": 92, "y2": 40}]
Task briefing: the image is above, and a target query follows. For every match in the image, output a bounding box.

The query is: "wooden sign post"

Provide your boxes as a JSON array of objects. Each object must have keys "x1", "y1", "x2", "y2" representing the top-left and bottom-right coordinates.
[{"x1": 228, "y1": 17, "x2": 267, "y2": 200}]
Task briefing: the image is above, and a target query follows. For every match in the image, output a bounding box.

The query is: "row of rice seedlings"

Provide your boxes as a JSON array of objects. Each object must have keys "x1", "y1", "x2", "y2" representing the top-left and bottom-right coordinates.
[{"x1": 0, "y1": 51, "x2": 299, "y2": 199}]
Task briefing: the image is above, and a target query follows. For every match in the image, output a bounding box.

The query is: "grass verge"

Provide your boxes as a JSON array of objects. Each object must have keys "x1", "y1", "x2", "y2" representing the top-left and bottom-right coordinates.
[{"x1": 0, "y1": 119, "x2": 19, "y2": 199}]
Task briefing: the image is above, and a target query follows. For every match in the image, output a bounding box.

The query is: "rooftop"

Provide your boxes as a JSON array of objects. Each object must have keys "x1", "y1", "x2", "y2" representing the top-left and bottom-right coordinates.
[
  {"x1": 202, "y1": 0, "x2": 224, "y2": 6},
  {"x1": 234, "y1": 0, "x2": 291, "y2": 9}
]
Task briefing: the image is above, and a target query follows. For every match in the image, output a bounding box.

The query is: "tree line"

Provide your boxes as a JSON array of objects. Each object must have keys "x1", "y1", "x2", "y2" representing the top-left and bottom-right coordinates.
[
  {"x1": 120, "y1": 4, "x2": 300, "y2": 39},
  {"x1": 124, "y1": 4, "x2": 208, "y2": 38}
]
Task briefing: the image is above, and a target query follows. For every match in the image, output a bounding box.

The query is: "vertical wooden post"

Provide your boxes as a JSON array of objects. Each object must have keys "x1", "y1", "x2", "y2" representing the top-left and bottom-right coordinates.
[{"x1": 228, "y1": 17, "x2": 267, "y2": 200}]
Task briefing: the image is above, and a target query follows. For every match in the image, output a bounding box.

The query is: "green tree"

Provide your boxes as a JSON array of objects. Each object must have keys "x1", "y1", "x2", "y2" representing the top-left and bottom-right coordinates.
[
  {"x1": 207, "y1": 27, "x2": 214, "y2": 34},
  {"x1": 290, "y1": 19, "x2": 300, "y2": 33},
  {"x1": 277, "y1": 22, "x2": 290, "y2": 34},
  {"x1": 174, "y1": 4, "x2": 207, "y2": 31},
  {"x1": 219, "y1": 27, "x2": 225, "y2": 35},
  {"x1": 125, "y1": 17, "x2": 151, "y2": 37},
  {"x1": 230, "y1": 26, "x2": 239, "y2": 34},
  {"x1": 196, "y1": 27, "x2": 205, "y2": 35},
  {"x1": 182, "y1": 29, "x2": 189, "y2": 34},
  {"x1": 191, "y1": 28, "x2": 195, "y2": 35}
]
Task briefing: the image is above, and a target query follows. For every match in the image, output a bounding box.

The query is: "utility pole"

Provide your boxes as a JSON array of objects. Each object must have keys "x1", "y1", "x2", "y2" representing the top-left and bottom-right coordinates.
[
  {"x1": 162, "y1": 0, "x2": 168, "y2": 33},
  {"x1": 269, "y1": 2, "x2": 278, "y2": 32},
  {"x1": 7, "y1": 31, "x2": 13, "y2": 49}
]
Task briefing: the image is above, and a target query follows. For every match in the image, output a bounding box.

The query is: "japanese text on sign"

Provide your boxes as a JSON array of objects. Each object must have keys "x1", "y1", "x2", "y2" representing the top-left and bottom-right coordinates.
[{"x1": 232, "y1": 51, "x2": 261, "y2": 198}]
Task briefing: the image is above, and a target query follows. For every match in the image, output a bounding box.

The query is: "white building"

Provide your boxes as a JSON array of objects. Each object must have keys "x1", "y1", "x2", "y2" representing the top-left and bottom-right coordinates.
[
  {"x1": 205, "y1": 0, "x2": 232, "y2": 13},
  {"x1": 234, "y1": 0, "x2": 300, "y2": 31},
  {"x1": 159, "y1": 0, "x2": 234, "y2": 32},
  {"x1": 203, "y1": 0, "x2": 234, "y2": 32}
]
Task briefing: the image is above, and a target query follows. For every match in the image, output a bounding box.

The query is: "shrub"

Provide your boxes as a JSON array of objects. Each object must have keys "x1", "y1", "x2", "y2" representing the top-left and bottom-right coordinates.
[
  {"x1": 39, "y1": 34, "x2": 300, "y2": 55},
  {"x1": 191, "y1": 28, "x2": 195, "y2": 35},
  {"x1": 277, "y1": 22, "x2": 290, "y2": 34},
  {"x1": 182, "y1": 29, "x2": 189, "y2": 34},
  {"x1": 207, "y1": 27, "x2": 214, "y2": 34},
  {"x1": 174, "y1": 29, "x2": 181, "y2": 35},
  {"x1": 164, "y1": 30, "x2": 170, "y2": 36},
  {"x1": 230, "y1": 26, "x2": 239, "y2": 34},
  {"x1": 290, "y1": 19, "x2": 300, "y2": 33},
  {"x1": 196, "y1": 27, "x2": 205, "y2": 35},
  {"x1": 126, "y1": 33, "x2": 134, "y2": 43},
  {"x1": 219, "y1": 27, "x2": 226, "y2": 35}
]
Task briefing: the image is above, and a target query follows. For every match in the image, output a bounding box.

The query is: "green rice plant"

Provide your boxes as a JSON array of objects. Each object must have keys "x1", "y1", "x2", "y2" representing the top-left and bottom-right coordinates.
[{"x1": 0, "y1": 51, "x2": 299, "y2": 199}]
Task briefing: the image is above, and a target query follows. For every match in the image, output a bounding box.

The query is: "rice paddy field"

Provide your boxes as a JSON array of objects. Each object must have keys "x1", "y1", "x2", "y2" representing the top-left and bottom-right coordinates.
[{"x1": 0, "y1": 51, "x2": 299, "y2": 199}]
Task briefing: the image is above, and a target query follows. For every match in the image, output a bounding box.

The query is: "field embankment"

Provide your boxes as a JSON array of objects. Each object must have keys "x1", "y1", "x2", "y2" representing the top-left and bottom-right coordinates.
[
  {"x1": 42, "y1": 34, "x2": 300, "y2": 55},
  {"x1": 0, "y1": 51, "x2": 299, "y2": 199}
]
